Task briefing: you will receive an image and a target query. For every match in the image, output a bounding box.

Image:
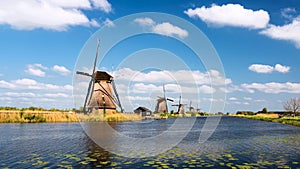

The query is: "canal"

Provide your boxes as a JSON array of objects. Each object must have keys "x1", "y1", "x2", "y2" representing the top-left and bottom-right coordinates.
[{"x1": 0, "y1": 116, "x2": 299, "y2": 168}]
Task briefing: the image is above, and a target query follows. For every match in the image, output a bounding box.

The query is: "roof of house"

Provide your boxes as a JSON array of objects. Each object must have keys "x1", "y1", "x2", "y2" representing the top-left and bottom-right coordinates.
[{"x1": 135, "y1": 106, "x2": 151, "y2": 112}]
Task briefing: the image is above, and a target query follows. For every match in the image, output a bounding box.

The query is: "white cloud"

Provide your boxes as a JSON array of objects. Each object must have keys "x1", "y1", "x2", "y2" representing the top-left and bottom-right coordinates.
[
  {"x1": 134, "y1": 17, "x2": 188, "y2": 39},
  {"x1": 260, "y1": 17, "x2": 300, "y2": 48},
  {"x1": 274, "y1": 64, "x2": 290, "y2": 73},
  {"x1": 113, "y1": 68, "x2": 231, "y2": 86},
  {"x1": 26, "y1": 68, "x2": 46, "y2": 77},
  {"x1": 89, "y1": 19, "x2": 100, "y2": 27},
  {"x1": 0, "y1": 80, "x2": 16, "y2": 89},
  {"x1": 127, "y1": 82, "x2": 215, "y2": 95},
  {"x1": 103, "y1": 18, "x2": 115, "y2": 27},
  {"x1": 198, "y1": 85, "x2": 215, "y2": 94},
  {"x1": 233, "y1": 101, "x2": 241, "y2": 105},
  {"x1": 131, "y1": 83, "x2": 160, "y2": 94},
  {"x1": 0, "y1": 0, "x2": 110, "y2": 31},
  {"x1": 0, "y1": 78, "x2": 72, "y2": 91},
  {"x1": 32, "y1": 63, "x2": 48, "y2": 70},
  {"x1": 243, "y1": 97, "x2": 252, "y2": 101},
  {"x1": 201, "y1": 97, "x2": 224, "y2": 102},
  {"x1": 91, "y1": 0, "x2": 112, "y2": 13},
  {"x1": 4, "y1": 92, "x2": 36, "y2": 97},
  {"x1": 229, "y1": 97, "x2": 237, "y2": 101},
  {"x1": 127, "y1": 96, "x2": 152, "y2": 101},
  {"x1": 241, "y1": 82, "x2": 300, "y2": 94},
  {"x1": 153, "y1": 22, "x2": 189, "y2": 39},
  {"x1": 25, "y1": 64, "x2": 48, "y2": 77},
  {"x1": 48, "y1": 0, "x2": 91, "y2": 8},
  {"x1": 248, "y1": 63, "x2": 290, "y2": 73},
  {"x1": 220, "y1": 84, "x2": 244, "y2": 93},
  {"x1": 15, "y1": 78, "x2": 37, "y2": 85},
  {"x1": 184, "y1": 3, "x2": 269, "y2": 29},
  {"x1": 44, "y1": 93, "x2": 69, "y2": 98},
  {"x1": 134, "y1": 17, "x2": 155, "y2": 26},
  {"x1": 248, "y1": 64, "x2": 274, "y2": 73},
  {"x1": 52, "y1": 65, "x2": 71, "y2": 75}
]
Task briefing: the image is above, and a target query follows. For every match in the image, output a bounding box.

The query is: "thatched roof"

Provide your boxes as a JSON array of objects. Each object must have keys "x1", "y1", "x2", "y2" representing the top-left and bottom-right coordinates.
[
  {"x1": 94, "y1": 71, "x2": 113, "y2": 81},
  {"x1": 135, "y1": 107, "x2": 151, "y2": 112}
]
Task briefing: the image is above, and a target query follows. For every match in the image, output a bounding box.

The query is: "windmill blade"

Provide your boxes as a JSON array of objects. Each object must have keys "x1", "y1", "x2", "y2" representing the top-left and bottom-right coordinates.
[
  {"x1": 83, "y1": 79, "x2": 94, "y2": 113},
  {"x1": 76, "y1": 71, "x2": 92, "y2": 77},
  {"x1": 97, "y1": 82, "x2": 117, "y2": 104},
  {"x1": 179, "y1": 95, "x2": 181, "y2": 105},
  {"x1": 92, "y1": 39, "x2": 100, "y2": 75},
  {"x1": 112, "y1": 80, "x2": 123, "y2": 112},
  {"x1": 167, "y1": 98, "x2": 174, "y2": 102}
]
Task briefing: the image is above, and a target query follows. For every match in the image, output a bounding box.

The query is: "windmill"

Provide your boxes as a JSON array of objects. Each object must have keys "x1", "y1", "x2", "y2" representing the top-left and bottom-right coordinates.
[
  {"x1": 76, "y1": 40, "x2": 123, "y2": 114},
  {"x1": 154, "y1": 85, "x2": 173, "y2": 113},
  {"x1": 189, "y1": 101, "x2": 194, "y2": 112},
  {"x1": 196, "y1": 103, "x2": 201, "y2": 113},
  {"x1": 172, "y1": 95, "x2": 186, "y2": 115}
]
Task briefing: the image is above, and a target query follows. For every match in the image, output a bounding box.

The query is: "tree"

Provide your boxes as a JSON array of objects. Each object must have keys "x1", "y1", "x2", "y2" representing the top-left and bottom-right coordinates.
[{"x1": 284, "y1": 98, "x2": 300, "y2": 117}]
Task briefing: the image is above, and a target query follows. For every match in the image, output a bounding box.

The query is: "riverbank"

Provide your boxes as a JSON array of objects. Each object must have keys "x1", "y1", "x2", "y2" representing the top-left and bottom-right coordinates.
[
  {"x1": 0, "y1": 110, "x2": 141, "y2": 123},
  {"x1": 233, "y1": 114, "x2": 300, "y2": 127}
]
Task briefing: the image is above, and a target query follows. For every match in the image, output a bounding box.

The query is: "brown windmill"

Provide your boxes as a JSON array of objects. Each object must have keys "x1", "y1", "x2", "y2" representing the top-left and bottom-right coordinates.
[
  {"x1": 76, "y1": 40, "x2": 123, "y2": 113},
  {"x1": 155, "y1": 85, "x2": 173, "y2": 113},
  {"x1": 172, "y1": 95, "x2": 186, "y2": 115}
]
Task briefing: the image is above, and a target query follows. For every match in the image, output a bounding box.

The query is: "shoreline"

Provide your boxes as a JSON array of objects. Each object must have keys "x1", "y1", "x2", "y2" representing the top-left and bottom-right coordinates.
[{"x1": 233, "y1": 115, "x2": 300, "y2": 127}]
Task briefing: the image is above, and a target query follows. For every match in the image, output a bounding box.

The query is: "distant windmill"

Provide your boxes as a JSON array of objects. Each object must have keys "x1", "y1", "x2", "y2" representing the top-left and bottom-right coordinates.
[
  {"x1": 76, "y1": 39, "x2": 123, "y2": 113},
  {"x1": 189, "y1": 100, "x2": 194, "y2": 112},
  {"x1": 155, "y1": 85, "x2": 173, "y2": 113},
  {"x1": 196, "y1": 103, "x2": 201, "y2": 113},
  {"x1": 172, "y1": 95, "x2": 186, "y2": 115}
]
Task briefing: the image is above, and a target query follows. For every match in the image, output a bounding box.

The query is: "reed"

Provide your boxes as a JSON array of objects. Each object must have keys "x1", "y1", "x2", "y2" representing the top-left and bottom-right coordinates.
[
  {"x1": 0, "y1": 111, "x2": 78, "y2": 123},
  {"x1": 0, "y1": 110, "x2": 141, "y2": 123},
  {"x1": 76, "y1": 110, "x2": 141, "y2": 122}
]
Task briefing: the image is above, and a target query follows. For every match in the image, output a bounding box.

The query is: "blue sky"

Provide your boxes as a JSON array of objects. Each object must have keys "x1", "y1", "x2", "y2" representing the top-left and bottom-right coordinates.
[{"x1": 0, "y1": 0, "x2": 300, "y2": 113}]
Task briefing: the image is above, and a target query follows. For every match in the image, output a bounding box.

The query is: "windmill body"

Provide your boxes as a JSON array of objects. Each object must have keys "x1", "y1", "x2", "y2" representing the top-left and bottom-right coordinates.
[
  {"x1": 154, "y1": 85, "x2": 174, "y2": 113},
  {"x1": 172, "y1": 96, "x2": 186, "y2": 115},
  {"x1": 155, "y1": 97, "x2": 168, "y2": 113},
  {"x1": 178, "y1": 104, "x2": 185, "y2": 114},
  {"x1": 88, "y1": 71, "x2": 116, "y2": 110}
]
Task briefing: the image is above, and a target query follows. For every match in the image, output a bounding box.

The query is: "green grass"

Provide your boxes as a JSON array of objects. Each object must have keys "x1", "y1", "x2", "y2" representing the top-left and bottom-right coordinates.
[{"x1": 237, "y1": 115, "x2": 300, "y2": 127}]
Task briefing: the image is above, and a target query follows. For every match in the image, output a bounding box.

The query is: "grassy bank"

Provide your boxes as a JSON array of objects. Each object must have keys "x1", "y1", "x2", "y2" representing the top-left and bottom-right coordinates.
[
  {"x1": 234, "y1": 114, "x2": 300, "y2": 127},
  {"x1": 0, "y1": 110, "x2": 141, "y2": 123}
]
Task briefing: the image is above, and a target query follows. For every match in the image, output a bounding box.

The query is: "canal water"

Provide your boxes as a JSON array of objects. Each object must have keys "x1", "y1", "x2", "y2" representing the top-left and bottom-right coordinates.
[{"x1": 0, "y1": 116, "x2": 299, "y2": 168}]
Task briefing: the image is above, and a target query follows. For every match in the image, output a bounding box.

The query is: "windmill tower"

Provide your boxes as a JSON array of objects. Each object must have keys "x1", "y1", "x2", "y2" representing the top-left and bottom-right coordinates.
[
  {"x1": 172, "y1": 95, "x2": 186, "y2": 115},
  {"x1": 196, "y1": 103, "x2": 201, "y2": 113},
  {"x1": 76, "y1": 40, "x2": 123, "y2": 113},
  {"x1": 189, "y1": 101, "x2": 194, "y2": 112},
  {"x1": 155, "y1": 85, "x2": 173, "y2": 113}
]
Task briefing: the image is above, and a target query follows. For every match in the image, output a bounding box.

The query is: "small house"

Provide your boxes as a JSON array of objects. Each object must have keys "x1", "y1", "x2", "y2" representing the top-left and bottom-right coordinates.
[{"x1": 134, "y1": 107, "x2": 152, "y2": 117}]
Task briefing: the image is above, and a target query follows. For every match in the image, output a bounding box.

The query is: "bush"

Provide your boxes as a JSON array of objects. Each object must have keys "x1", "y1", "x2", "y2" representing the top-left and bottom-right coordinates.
[{"x1": 236, "y1": 111, "x2": 255, "y2": 115}]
